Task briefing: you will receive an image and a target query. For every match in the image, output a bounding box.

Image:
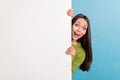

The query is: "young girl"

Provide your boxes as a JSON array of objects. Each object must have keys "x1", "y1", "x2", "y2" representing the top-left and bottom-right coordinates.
[{"x1": 66, "y1": 9, "x2": 92, "y2": 74}]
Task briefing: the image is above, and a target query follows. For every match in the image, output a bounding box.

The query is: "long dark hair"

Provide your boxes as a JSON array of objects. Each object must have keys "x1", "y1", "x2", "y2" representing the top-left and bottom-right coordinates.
[{"x1": 72, "y1": 14, "x2": 92, "y2": 71}]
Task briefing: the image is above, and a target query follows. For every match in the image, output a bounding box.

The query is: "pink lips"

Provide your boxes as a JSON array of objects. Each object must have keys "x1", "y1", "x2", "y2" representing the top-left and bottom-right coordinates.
[{"x1": 73, "y1": 32, "x2": 81, "y2": 39}]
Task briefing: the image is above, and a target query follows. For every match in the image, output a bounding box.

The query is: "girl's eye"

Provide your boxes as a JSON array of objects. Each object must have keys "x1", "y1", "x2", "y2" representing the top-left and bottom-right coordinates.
[
  {"x1": 74, "y1": 24, "x2": 80, "y2": 27},
  {"x1": 83, "y1": 27, "x2": 87, "y2": 30}
]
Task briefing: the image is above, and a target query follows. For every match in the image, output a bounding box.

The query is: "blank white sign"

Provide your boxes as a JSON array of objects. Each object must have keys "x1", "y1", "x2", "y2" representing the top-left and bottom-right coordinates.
[{"x1": 0, "y1": 0, "x2": 71, "y2": 80}]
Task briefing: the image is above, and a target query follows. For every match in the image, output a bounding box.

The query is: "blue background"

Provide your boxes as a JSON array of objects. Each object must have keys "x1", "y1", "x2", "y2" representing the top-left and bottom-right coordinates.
[{"x1": 72, "y1": 0, "x2": 120, "y2": 80}]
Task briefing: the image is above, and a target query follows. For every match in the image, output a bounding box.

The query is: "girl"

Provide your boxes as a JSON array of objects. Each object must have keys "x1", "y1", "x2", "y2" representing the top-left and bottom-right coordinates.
[{"x1": 66, "y1": 9, "x2": 92, "y2": 74}]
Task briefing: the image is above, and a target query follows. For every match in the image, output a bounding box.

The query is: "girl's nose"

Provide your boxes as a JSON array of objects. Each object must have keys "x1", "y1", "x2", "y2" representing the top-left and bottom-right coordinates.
[{"x1": 78, "y1": 28, "x2": 81, "y2": 32}]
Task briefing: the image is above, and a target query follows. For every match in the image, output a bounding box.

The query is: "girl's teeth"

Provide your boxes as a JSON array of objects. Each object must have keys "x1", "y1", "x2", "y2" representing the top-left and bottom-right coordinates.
[{"x1": 74, "y1": 32, "x2": 80, "y2": 36}]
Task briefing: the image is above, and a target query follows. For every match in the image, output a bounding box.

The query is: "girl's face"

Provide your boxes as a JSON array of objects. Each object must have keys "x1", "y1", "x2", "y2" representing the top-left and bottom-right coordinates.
[{"x1": 72, "y1": 18, "x2": 88, "y2": 41}]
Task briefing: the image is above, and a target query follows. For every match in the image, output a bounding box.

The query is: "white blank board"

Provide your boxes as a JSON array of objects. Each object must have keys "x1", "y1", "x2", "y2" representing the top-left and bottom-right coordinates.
[{"x1": 0, "y1": 0, "x2": 71, "y2": 80}]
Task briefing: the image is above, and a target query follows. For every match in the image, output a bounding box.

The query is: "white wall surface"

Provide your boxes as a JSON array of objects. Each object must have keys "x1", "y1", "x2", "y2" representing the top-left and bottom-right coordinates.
[{"x1": 0, "y1": 0, "x2": 71, "y2": 80}]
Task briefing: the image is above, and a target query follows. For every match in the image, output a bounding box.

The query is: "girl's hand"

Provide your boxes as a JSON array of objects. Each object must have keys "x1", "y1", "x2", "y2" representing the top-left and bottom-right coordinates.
[
  {"x1": 67, "y1": 8, "x2": 74, "y2": 16},
  {"x1": 65, "y1": 46, "x2": 76, "y2": 56}
]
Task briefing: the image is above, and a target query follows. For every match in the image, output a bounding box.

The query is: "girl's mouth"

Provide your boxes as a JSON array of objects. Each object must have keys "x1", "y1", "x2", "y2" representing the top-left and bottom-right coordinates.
[{"x1": 73, "y1": 32, "x2": 80, "y2": 38}]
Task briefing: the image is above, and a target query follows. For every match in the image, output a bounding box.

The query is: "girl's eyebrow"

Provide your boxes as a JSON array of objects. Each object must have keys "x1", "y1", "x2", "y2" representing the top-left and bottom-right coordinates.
[
  {"x1": 76, "y1": 21, "x2": 81, "y2": 24},
  {"x1": 84, "y1": 26, "x2": 88, "y2": 28}
]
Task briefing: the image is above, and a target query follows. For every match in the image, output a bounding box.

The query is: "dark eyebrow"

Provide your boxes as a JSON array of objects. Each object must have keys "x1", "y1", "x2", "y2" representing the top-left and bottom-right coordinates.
[
  {"x1": 76, "y1": 21, "x2": 81, "y2": 24},
  {"x1": 84, "y1": 26, "x2": 88, "y2": 28}
]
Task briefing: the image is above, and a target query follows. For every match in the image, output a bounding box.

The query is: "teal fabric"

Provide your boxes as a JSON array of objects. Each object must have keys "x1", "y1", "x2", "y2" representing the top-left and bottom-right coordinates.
[{"x1": 72, "y1": 43, "x2": 86, "y2": 74}]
